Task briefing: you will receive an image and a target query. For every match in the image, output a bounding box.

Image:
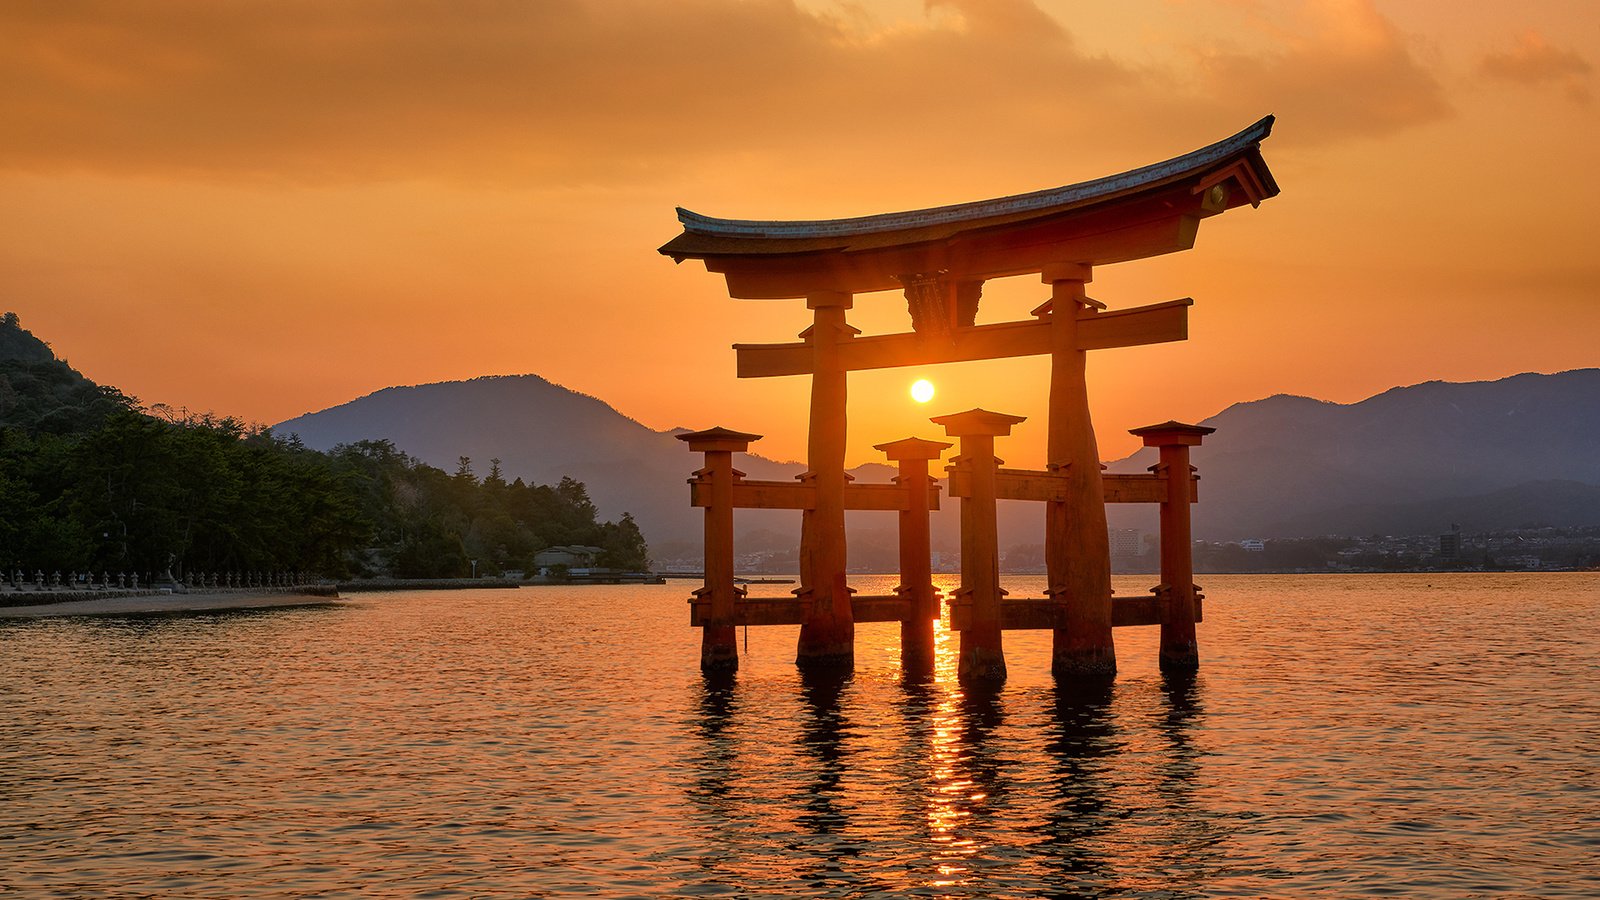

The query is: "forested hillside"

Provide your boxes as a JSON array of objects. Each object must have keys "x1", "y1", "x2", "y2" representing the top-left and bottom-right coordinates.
[{"x1": 0, "y1": 314, "x2": 646, "y2": 579}]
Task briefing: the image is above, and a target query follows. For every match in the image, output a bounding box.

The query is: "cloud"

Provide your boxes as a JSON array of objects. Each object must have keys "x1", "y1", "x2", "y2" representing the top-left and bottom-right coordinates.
[
  {"x1": 0, "y1": 0, "x2": 1126, "y2": 185},
  {"x1": 1478, "y1": 30, "x2": 1592, "y2": 105},
  {"x1": 1184, "y1": 0, "x2": 1452, "y2": 145},
  {"x1": 0, "y1": 0, "x2": 1450, "y2": 187}
]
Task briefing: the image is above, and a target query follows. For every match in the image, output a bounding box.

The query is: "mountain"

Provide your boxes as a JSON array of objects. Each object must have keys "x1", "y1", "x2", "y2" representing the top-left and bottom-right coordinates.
[
  {"x1": 277, "y1": 369, "x2": 1600, "y2": 551},
  {"x1": 278, "y1": 376, "x2": 695, "y2": 545},
  {"x1": 1105, "y1": 369, "x2": 1600, "y2": 540},
  {"x1": 273, "y1": 375, "x2": 838, "y2": 550}
]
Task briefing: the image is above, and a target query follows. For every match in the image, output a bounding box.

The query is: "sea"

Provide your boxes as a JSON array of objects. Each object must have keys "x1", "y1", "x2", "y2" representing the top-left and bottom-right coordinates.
[{"x1": 2, "y1": 573, "x2": 1596, "y2": 898}]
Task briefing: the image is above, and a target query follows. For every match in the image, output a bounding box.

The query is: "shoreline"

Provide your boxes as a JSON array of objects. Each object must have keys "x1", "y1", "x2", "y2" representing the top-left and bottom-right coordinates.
[{"x1": 0, "y1": 587, "x2": 344, "y2": 619}]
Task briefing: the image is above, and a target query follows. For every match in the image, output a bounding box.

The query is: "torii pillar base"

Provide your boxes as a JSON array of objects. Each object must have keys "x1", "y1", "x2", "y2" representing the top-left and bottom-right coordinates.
[
  {"x1": 794, "y1": 582, "x2": 855, "y2": 669},
  {"x1": 701, "y1": 623, "x2": 739, "y2": 674},
  {"x1": 1049, "y1": 641, "x2": 1117, "y2": 678},
  {"x1": 959, "y1": 640, "x2": 1008, "y2": 682}
]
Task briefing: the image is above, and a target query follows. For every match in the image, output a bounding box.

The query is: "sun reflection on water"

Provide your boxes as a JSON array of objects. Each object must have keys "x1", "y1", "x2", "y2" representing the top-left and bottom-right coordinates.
[{"x1": 920, "y1": 575, "x2": 989, "y2": 889}]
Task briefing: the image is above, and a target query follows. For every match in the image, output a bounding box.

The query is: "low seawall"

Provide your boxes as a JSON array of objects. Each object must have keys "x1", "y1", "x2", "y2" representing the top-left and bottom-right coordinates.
[
  {"x1": 0, "y1": 585, "x2": 342, "y2": 618},
  {"x1": 1, "y1": 584, "x2": 340, "y2": 609},
  {"x1": 336, "y1": 578, "x2": 521, "y2": 592},
  {"x1": 523, "y1": 574, "x2": 665, "y2": 585},
  {"x1": 1, "y1": 588, "x2": 162, "y2": 609}
]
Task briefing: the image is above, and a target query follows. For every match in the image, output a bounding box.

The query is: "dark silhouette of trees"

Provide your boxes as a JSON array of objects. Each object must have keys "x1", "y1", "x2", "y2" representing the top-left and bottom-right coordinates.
[{"x1": 0, "y1": 313, "x2": 650, "y2": 579}]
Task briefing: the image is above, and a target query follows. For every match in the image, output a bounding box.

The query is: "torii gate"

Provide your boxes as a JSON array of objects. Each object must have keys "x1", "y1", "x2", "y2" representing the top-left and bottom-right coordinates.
[{"x1": 661, "y1": 116, "x2": 1279, "y2": 678}]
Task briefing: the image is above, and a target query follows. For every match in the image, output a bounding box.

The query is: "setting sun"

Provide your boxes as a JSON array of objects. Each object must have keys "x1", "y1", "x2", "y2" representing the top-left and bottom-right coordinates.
[{"x1": 911, "y1": 379, "x2": 935, "y2": 403}]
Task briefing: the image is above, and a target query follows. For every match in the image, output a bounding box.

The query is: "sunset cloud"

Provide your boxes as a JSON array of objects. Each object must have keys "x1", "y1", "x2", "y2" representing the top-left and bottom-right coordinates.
[
  {"x1": 1184, "y1": 0, "x2": 1451, "y2": 144},
  {"x1": 1478, "y1": 30, "x2": 1592, "y2": 105},
  {"x1": 1, "y1": 0, "x2": 1451, "y2": 187},
  {"x1": 0, "y1": 0, "x2": 1120, "y2": 184}
]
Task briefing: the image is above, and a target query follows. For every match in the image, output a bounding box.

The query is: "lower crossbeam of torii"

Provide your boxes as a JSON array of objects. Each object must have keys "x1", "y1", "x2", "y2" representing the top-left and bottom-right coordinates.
[{"x1": 662, "y1": 116, "x2": 1280, "y2": 681}]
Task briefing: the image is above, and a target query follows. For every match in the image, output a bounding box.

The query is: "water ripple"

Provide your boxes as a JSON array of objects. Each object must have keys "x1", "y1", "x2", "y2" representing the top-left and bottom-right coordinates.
[{"x1": 1, "y1": 573, "x2": 1597, "y2": 896}]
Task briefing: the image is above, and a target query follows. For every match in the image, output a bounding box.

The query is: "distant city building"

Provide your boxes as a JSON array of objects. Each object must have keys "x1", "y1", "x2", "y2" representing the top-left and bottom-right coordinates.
[
  {"x1": 1439, "y1": 525, "x2": 1462, "y2": 560},
  {"x1": 1109, "y1": 528, "x2": 1144, "y2": 557}
]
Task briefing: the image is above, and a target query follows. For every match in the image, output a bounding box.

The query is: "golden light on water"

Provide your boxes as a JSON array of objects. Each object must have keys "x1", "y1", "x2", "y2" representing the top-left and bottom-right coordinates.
[{"x1": 911, "y1": 379, "x2": 935, "y2": 404}]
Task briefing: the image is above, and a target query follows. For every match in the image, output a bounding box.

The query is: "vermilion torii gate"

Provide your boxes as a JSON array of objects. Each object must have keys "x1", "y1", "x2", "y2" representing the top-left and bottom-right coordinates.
[{"x1": 662, "y1": 116, "x2": 1279, "y2": 678}]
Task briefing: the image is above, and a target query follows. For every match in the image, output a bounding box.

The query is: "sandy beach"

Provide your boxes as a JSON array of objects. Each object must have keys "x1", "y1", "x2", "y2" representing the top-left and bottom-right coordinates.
[{"x1": 0, "y1": 589, "x2": 344, "y2": 619}]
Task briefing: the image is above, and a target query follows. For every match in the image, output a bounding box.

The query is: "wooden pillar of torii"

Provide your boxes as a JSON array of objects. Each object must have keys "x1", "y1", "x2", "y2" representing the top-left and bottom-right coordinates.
[
  {"x1": 660, "y1": 116, "x2": 1280, "y2": 676},
  {"x1": 1131, "y1": 421, "x2": 1215, "y2": 671},
  {"x1": 874, "y1": 436, "x2": 951, "y2": 677},
  {"x1": 1041, "y1": 263, "x2": 1116, "y2": 677},
  {"x1": 934, "y1": 409, "x2": 1025, "y2": 682},
  {"x1": 796, "y1": 291, "x2": 855, "y2": 666},
  {"x1": 676, "y1": 426, "x2": 760, "y2": 672}
]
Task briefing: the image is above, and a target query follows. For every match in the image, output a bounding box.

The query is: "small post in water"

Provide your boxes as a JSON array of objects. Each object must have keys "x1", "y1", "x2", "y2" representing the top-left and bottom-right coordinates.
[
  {"x1": 678, "y1": 426, "x2": 762, "y2": 673},
  {"x1": 1129, "y1": 421, "x2": 1214, "y2": 672}
]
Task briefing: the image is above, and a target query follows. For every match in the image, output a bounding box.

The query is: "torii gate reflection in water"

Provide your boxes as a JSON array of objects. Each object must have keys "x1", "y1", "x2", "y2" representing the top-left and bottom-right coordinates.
[{"x1": 661, "y1": 117, "x2": 1279, "y2": 681}]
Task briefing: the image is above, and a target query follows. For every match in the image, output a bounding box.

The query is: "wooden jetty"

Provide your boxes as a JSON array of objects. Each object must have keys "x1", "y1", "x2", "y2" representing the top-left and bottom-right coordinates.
[{"x1": 661, "y1": 116, "x2": 1279, "y2": 679}]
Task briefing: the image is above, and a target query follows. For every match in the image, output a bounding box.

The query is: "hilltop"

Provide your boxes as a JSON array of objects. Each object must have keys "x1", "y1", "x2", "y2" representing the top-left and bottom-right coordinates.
[{"x1": 0, "y1": 312, "x2": 132, "y2": 434}]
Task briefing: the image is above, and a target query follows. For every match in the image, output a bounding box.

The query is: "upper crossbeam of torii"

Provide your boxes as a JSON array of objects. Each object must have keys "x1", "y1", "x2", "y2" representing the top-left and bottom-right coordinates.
[
  {"x1": 660, "y1": 117, "x2": 1279, "y2": 679},
  {"x1": 660, "y1": 115, "x2": 1276, "y2": 299}
]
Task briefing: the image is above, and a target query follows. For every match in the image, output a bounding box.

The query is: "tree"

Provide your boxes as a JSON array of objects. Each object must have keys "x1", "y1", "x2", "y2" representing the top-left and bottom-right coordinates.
[
  {"x1": 598, "y1": 512, "x2": 649, "y2": 571},
  {"x1": 0, "y1": 359, "x2": 647, "y2": 579}
]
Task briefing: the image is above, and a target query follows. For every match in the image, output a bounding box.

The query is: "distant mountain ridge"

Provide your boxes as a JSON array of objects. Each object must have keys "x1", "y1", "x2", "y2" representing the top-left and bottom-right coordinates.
[
  {"x1": 277, "y1": 369, "x2": 1600, "y2": 547},
  {"x1": 1107, "y1": 369, "x2": 1600, "y2": 539},
  {"x1": 274, "y1": 374, "x2": 823, "y2": 548}
]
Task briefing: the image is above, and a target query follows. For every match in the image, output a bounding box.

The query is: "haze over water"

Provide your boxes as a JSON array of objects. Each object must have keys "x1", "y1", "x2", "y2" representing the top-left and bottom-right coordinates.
[{"x1": 3, "y1": 573, "x2": 1597, "y2": 897}]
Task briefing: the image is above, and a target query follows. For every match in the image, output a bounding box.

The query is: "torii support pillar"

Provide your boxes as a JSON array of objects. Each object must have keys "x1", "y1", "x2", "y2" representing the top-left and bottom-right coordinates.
[
  {"x1": 873, "y1": 436, "x2": 952, "y2": 678},
  {"x1": 796, "y1": 291, "x2": 855, "y2": 668},
  {"x1": 677, "y1": 426, "x2": 762, "y2": 673},
  {"x1": 1130, "y1": 421, "x2": 1215, "y2": 672},
  {"x1": 934, "y1": 409, "x2": 1026, "y2": 683},
  {"x1": 1042, "y1": 264, "x2": 1116, "y2": 677}
]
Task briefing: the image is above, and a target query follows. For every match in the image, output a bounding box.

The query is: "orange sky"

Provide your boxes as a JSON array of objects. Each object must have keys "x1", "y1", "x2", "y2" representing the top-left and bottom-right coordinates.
[{"x1": 4, "y1": 0, "x2": 1596, "y2": 467}]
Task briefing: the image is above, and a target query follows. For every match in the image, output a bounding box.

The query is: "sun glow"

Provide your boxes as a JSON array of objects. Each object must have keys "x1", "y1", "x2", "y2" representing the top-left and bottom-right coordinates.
[{"x1": 911, "y1": 379, "x2": 935, "y2": 403}]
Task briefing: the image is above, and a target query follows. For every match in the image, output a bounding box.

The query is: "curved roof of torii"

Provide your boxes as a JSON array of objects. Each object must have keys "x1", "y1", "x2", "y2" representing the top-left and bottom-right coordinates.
[{"x1": 659, "y1": 116, "x2": 1278, "y2": 263}]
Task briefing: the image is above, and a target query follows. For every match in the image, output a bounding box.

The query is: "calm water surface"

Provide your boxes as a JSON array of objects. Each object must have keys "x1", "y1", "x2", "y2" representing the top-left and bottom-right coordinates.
[{"x1": 2, "y1": 574, "x2": 1597, "y2": 897}]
